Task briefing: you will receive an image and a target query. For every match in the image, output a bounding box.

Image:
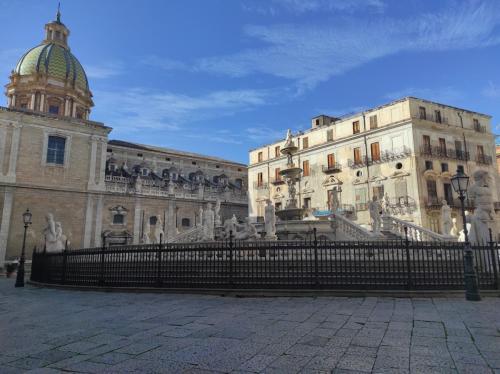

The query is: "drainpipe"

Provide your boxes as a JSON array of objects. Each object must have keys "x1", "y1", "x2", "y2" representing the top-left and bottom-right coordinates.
[
  {"x1": 363, "y1": 113, "x2": 371, "y2": 200},
  {"x1": 457, "y1": 111, "x2": 471, "y2": 174}
]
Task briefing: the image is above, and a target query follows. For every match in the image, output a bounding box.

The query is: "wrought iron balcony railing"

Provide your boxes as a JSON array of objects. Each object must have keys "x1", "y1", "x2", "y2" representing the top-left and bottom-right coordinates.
[
  {"x1": 474, "y1": 123, "x2": 486, "y2": 133},
  {"x1": 348, "y1": 146, "x2": 411, "y2": 169},
  {"x1": 322, "y1": 163, "x2": 342, "y2": 174},
  {"x1": 269, "y1": 177, "x2": 285, "y2": 185},
  {"x1": 476, "y1": 154, "x2": 493, "y2": 165},
  {"x1": 420, "y1": 145, "x2": 469, "y2": 161}
]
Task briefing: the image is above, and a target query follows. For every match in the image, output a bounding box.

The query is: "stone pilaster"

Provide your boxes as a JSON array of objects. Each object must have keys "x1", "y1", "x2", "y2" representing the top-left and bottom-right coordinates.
[
  {"x1": 93, "y1": 195, "x2": 103, "y2": 247},
  {"x1": 40, "y1": 94, "x2": 45, "y2": 112},
  {"x1": 83, "y1": 195, "x2": 93, "y2": 248},
  {"x1": 96, "y1": 139, "x2": 107, "y2": 190},
  {"x1": 0, "y1": 187, "x2": 14, "y2": 267},
  {"x1": 87, "y1": 136, "x2": 98, "y2": 190},
  {"x1": 6, "y1": 123, "x2": 22, "y2": 182},
  {"x1": 30, "y1": 93, "x2": 36, "y2": 110},
  {"x1": 133, "y1": 200, "x2": 141, "y2": 244}
]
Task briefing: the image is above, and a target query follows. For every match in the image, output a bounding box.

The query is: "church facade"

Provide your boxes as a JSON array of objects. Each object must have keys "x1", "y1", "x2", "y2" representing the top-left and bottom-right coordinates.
[{"x1": 0, "y1": 12, "x2": 247, "y2": 267}]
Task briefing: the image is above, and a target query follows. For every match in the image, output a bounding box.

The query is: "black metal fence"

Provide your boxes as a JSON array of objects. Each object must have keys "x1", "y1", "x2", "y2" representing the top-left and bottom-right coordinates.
[{"x1": 30, "y1": 236, "x2": 500, "y2": 291}]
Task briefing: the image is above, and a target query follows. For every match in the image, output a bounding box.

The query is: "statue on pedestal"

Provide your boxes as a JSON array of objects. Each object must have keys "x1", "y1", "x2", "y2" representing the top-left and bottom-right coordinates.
[
  {"x1": 154, "y1": 216, "x2": 164, "y2": 244},
  {"x1": 202, "y1": 203, "x2": 215, "y2": 241},
  {"x1": 468, "y1": 170, "x2": 494, "y2": 245},
  {"x1": 450, "y1": 217, "x2": 459, "y2": 237},
  {"x1": 234, "y1": 218, "x2": 260, "y2": 241},
  {"x1": 264, "y1": 199, "x2": 277, "y2": 239},
  {"x1": 43, "y1": 213, "x2": 65, "y2": 252},
  {"x1": 328, "y1": 190, "x2": 339, "y2": 212},
  {"x1": 440, "y1": 200, "x2": 453, "y2": 236},
  {"x1": 135, "y1": 175, "x2": 143, "y2": 193},
  {"x1": 142, "y1": 219, "x2": 151, "y2": 244},
  {"x1": 167, "y1": 179, "x2": 175, "y2": 195},
  {"x1": 382, "y1": 193, "x2": 391, "y2": 215},
  {"x1": 223, "y1": 214, "x2": 238, "y2": 239},
  {"x1": 214, "y1": 199, "x2": 222, "y2": 226},
  {"x1": 368, "y1": 196, "x2": 382, "y2": 233}
]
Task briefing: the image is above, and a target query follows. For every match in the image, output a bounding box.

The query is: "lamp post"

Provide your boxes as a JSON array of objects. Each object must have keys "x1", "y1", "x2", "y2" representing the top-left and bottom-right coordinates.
[
  {"x1": 15, "y1": 209, "x2": 32, "y2": 288},
  {"x1": 451, "y1": 170, "x2": 481, "y2": 301}
]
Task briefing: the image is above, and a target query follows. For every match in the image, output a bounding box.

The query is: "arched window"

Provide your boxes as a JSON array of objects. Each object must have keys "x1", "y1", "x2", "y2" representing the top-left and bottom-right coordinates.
[{"x1": 181, "y1": 218, "x2": 190, "y2": 227}]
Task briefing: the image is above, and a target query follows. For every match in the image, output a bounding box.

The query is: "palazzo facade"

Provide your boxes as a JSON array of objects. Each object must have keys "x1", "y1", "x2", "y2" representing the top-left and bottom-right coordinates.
[
  {"x1": 0, "y1": 12, "x2": 247, "y2": 267},
  {"x1": 248, "y1": 97, "x2": 500, "y2": 237}
]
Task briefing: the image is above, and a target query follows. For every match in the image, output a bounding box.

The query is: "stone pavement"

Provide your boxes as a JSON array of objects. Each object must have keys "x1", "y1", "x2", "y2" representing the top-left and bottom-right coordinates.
[{"x1": 0, "y1": 279, "x2": 499, "y2": 373}]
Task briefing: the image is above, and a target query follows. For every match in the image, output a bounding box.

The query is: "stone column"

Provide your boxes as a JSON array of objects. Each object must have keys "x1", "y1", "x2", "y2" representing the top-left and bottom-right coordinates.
[
  {"x1": 83, "y1": 195, "x2": 93, "y2": 248},
  {"x1": 0, "y1": 187, "x2": 14, "y2": 267},
  {"x1": 7, "y1": 95, "x2": 12, "y2": 107},
  {"x1": 64, "y1": 98, "x2": 70, "y2": 116},
  {"x1": 30, "y1": 93, "x2": 36, "y2": 110},
  {"x1": 6, "y1": 123, "x2": 22, "y2": 181},
  {"x1": 87, "y1": 136, "x2": 98, "y2": 190},
  {"x1": 167, "y1": 202, "x2": 175, "y2": 239},
  {"x1": 72, "y1": 102, "x2": 77, "y2": 117},
  {"x1": 133, "y1": 200, "x2": 141, "y2": 244},
  {"x1": 11, "y1": 95, "x2": 16, "y2": 107},
  {"x1": 93, "y1": 195, "x2": 103, "y2": 247},
  {"x1": 40, "y1": 94, "x2": 45, "y2": 112}
]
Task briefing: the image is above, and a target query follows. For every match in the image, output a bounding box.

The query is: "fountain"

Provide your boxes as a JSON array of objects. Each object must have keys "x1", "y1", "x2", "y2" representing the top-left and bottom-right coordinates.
[{"x1": 275, "y1": 129, "x2": 305, "y2": 221}]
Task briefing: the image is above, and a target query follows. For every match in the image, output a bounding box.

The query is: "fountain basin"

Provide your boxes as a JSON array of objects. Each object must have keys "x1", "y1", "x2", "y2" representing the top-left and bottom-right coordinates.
[
  {"x1": 279, "y1": 167, "x2": 302, "y2": 178},
  {"x1": 276, "y1": 207, "x2": 305, "y2": 221}
]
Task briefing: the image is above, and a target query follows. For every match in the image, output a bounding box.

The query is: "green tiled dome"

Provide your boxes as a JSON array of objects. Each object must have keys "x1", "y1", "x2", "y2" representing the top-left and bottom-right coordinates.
[{"x1": 15, "y1": 43, "x2": 89, "y2": 92}]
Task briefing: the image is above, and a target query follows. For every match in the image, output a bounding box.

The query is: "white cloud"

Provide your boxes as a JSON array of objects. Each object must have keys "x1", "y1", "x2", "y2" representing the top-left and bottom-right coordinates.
[
  {"x1": 482, "y1": 81, "x2": 500, "y2": 98},
  {"x1": 199, "y1": 1, "x2": 500, "y2": 92},
  {"x1": 384, "y1": 87, "x2": 465, "y2": 105},
  {"x1": 140, "y1": 55, "x2": 187, "y2": 71},
  {"x1": 85, "y1": 62, "x2": 124, "y2": 79},
  {"x1": 93, "y1": 87, "x2": 273, "y2": 133},
  {"x1": 243, "y1": 0, "x2": 385, "y2": 15}
]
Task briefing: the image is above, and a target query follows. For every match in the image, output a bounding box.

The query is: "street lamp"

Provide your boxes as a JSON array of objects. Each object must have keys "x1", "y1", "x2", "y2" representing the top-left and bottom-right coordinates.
[
  {"x1": 450, "y1": 170, "x2": 481, "y2": 301},
  {"x1": 15, "y1": 209, "x2": 32, "y2": 288}
]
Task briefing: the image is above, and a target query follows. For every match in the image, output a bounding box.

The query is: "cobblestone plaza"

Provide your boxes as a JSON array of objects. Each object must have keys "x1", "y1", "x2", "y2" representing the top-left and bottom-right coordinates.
[{"x1": 1, "y1": 280, "x2": 499, "y2": 373}]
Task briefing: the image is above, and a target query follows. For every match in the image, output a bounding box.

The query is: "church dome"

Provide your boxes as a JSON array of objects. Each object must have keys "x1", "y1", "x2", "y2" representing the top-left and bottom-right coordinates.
[{"x1": 14, "y1": 43, "x2": 89, "y2": 92}]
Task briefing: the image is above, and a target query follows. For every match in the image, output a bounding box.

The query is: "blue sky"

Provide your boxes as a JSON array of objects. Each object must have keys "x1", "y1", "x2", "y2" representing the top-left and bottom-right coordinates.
[{"x1": 1, "y1": 0, "x2": 500, "y2": 163}]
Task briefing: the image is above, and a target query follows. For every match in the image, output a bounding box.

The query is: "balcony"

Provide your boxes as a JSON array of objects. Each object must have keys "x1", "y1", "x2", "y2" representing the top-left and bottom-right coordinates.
[
  {"x1": 253, "y1": 182, "x2": 269, "y2": 190},
  {"x1": 348, "y1": 146, "x2": 412, "y2": 169},
  {"x1": 420, "y1": 145, "x2": 469, "y2": 161},
  {"x1": 269, "y1": 177, "x2": 285, "y2": 185},
  {"x1": 474, "y1": 123, "x2": 486, "y2": 133},
  {"x1": 419, "y1": 113, "x2": 449, "y2": 125},
  {"x1": 476, "y1": 154, "x2": 493, "y2": 165},
  {"x1": 322, "y1": 163, "x2": 342, "y2": 174}
]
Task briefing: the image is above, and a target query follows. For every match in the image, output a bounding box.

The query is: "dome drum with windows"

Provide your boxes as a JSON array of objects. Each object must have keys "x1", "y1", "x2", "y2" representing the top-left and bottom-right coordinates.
[{"x1": 5, "y1": 7, "x2": 93, "y2": 119}]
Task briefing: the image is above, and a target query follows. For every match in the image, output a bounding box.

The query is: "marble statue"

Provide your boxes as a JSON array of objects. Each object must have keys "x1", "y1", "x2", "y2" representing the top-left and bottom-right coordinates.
[
  {"x1": 154, "y1": 216, "x2": 164, "y2": 244},
  {"x1": 450, "y1": 217, "x2": 459, "y2": 237},
  {"x1": 328, "y1": 190, "x2": 339, "y2": 212},
  {"x1": 264, "y1": 199, "x2": 277, "y2": 239},
  {"x1": 440, "y1": 200, "x2": 453, "y2": 236},
  {"x1": 382, "y1": 193, "x2": 391, "y2": 215},
  {"x1": 43, "y1": 213, "x2": 65, "y2": 252},
  {"x1": 142, "y1": 219, "x2": 151, "y2": 244},
  {"x1": 202, "y1": 203, "x2": 215, "y2": 241},
  {"x1": 167, "y1": 179, "x2": 175, "y2": 194},
  {"x1": 223, "y1": 215, "x2": 238, "y2": 239},
  {"x1": 135, "y1": 175, "x2": 143, "y2": 193},
  {"x1": 234, "y1": 218, "x2": 260, "y2": 241},
  {"x1": 198, "y1": 206, "x2": 204, "y2": 227},
  {"x1": 468, "y1": 170, "x2": 494, "y2": 245},
  {"x1": 214, "y1": 199, "x2": 222, "y2": 226},
  {"x1": 284, "y1": 129, "x2": 292, "y2": 146},
  {"x1": 368, "y1": 196, "x2": 382, "y2": 233}
]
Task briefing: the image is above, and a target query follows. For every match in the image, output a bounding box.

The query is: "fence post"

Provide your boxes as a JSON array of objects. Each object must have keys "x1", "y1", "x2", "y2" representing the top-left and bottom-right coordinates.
[
  {"x1": 404, "y1": 226, "x2": 412, "y2": 289},
  {"x1": 229, "y1": 230, "x2": 234, "y2": 286},
  {"x1": 157, "y1": 234, "x2": 163, "y2": 287},
  {"x1": 99, "y1": 244, "x2": 105, "y2": 286},
  {"x1": 61, "y1": 246, "x2": 68, "y2": 285},
  {"x1": 489, "y1": 228, "x2": 499, "y2": 289},
  {"x1": 313, "y1": 228, "x2": 319, "y2": 287}
]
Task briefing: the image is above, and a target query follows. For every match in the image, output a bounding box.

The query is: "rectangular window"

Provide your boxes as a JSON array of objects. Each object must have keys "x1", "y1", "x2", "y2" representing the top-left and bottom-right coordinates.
[
  {"x1": 274, "y1": 146, "x2": 280, "y2": 158},
  {"x1": 441, "y1": 163, "x2": 448, "y2": 172},
  {"x1": 419, "y1": 106, "x2": 426, "y2": 120},
  {"x1": 353, "y1": 147, "x2": 362, "y2": 164},
  {"x1": 274, "y1": 167, "x2": 281, "y2": 181},
  {"x1": 302, "y1": 160, "x2": 310, "y2": 176},
  {"x1": 372, "y1": 186, "x2": 384, "y2": 200},
  {"x1": 457, "y1": 165, "x2": 464, "y2": 173},
  {"x1": 352, "y1": 121, "x2": 360, "y2": 134},
  {"x1": 370, "y1": 142, "x2": 381, "y2": 162},
  {"x1": 327, "y1": 153, "x2": 335, "y2": 168},
  {"x1": 427, "y1": 180, "x2": 438, "y2": 204},
  {"x1": 369, "y1": 115, "x2": 378, "y2": 129},
  {"x1": 302, "y1": 137, "x2": 309, "y2": 149},
  {"x1": 444, "y1": 183, "x2": 453, "y2": 206},
  {"x1": 425, "y1": 160, "x2": 433, "y2": 170},
  {"x1": 275, "y1": 202, "x2": 282, "y2": 211},
  {"x1": 439, "y1": 138, "x2": 447, "y2": 156},
  {"x1": 355, "y1": 188, "x2": 367, "y2": 210},
  {"x1": 257, "y1": 152, "x2": 263, "y2": 162},
  {"x1": 423, "y1": 135, "x2": 431, "y2": 148},
  {"x1": 326, "y1": 129, "x2": 334, "y2": 141},
  {"x1": 303, "y1": 197, "x2": 311, "y2": 208},
  {"x1": 46, "y1": 136, "x2": 66, "y2": 165},
  {"x1": 113, "y1": 214, "x2": 124, "y2": 225},
  {"x1": 477, "y1": 145, "x2": 485, "y2": 163},
  {"x1": 257, "y1": 172, "x2": 263, "y2": 187},
  {"x1": 434, "y1": 110, "x2": 442, "y2": 123},
  {"x1": 48, "y1": 105, "x2": 59, "y2": 115}
]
